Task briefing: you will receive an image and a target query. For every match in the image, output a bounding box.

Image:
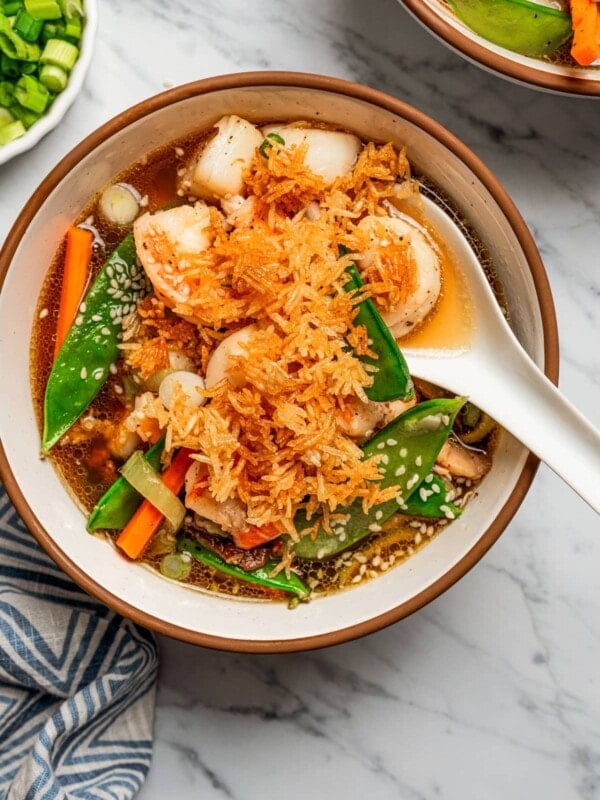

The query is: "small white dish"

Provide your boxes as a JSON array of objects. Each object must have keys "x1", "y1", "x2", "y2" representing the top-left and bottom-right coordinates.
[{"x1": 0, "y1": 0, "x2": 97, "y2": 166}]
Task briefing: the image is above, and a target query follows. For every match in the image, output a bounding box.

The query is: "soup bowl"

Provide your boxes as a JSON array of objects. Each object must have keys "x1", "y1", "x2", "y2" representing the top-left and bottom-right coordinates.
[
  {"x1": 399, "y1": 0, "x2": 600, "y2": 97},
  {"x1": 0, "y1": 72, "x2": 558, "y2": 652}
]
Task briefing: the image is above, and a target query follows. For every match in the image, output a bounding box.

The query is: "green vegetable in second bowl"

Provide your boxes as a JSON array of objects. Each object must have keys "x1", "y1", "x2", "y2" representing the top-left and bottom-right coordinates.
[{"x1": 446, "y1": 0, "x2": 572, "y2": 57}]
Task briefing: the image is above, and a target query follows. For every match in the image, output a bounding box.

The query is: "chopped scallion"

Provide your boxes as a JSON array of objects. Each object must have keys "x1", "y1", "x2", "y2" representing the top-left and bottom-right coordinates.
[
  {"x1": 0, "y1": 105, "x2": 14, "y2": 124},
  {"x1": 14, "y1": 9, "x2": 43, "y2": 41},
  {"x1": 9, "y1": 100, "x2": 41, "y2": 127},
  {"x1": 14, "y1": 72, "x2": 48, "y2": 111},
  {"x1": 159, "y1": 553, "x2": 191, "y2": 581},
  {"x1": 0, "y1": 117, "x2": 24, "y2": 143},
  {"x1": 40, "y1": 36, "x2": 77, "y2": 70},
  {"x1": 24, "y1": 0, "x2": 62, "y2": 20},
  {"x1": 259, "y1": 132, "x2": 285, "y2": 157},
  {"x1": 2, "y1": 1, "x2": 25, "y2": 15},
  {"x1": 39, "y1": 60, "x2": 64, "y2": 90},
  {"x1": 0, "y1": 15, "x2": 41, "y2": 60},
  {"x1": 58, "y1": 0, "x2": 83, "y2": 18},
  {"x1": 0, "y1": 80, "x2": 14, "y2": 105}
]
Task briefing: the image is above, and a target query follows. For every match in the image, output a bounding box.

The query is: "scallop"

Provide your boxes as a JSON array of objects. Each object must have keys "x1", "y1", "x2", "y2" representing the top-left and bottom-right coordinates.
[
  {"x1": 159, "y1": 371, "x2": 207, "y2": 410},
  {"x1": 180, "y1": 115, "x2": 263, "y2": 200},
  {"x1": 261, "y1": 124, "x2": 361, "y2": 185}
]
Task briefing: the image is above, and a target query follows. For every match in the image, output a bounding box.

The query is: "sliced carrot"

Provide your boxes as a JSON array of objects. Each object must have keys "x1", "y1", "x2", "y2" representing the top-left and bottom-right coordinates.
[
  {"x1": 233, "y1": 522, "x2": 282, "y2": 550},
  {"x1": 570, "y1": 0, "x2": 600, "y2": 66},
  {"x1": 54, "y1": 226, "x2": 94, "y2": 359},
  {"x1": 116, "y1": 448, "x2": 194, "y2": 560}
]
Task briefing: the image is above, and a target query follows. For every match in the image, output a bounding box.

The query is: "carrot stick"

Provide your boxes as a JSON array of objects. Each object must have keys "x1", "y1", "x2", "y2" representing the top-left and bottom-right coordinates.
[
  {"x1": 570, "y1": 0, "x2": 600, "y2": 66},
  {"x1": 116, "y1": 448, "x2": 194, "y2": 560},
  {"x1": 233, "y1": 522, "x2": 282, "y2": 550},
  {"x1": 54, "y1": 226, "x2": 94, "y2": 359}
]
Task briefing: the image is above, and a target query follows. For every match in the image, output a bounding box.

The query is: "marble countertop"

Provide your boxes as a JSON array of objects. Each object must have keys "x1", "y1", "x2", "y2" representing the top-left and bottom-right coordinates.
[{"x1": 1, "y1": 0, "x2": 599, "y2": 798}]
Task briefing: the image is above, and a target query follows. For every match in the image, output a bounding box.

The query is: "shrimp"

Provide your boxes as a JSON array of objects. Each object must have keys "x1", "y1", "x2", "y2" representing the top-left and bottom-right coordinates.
[
  {"x1": 261, "y1": 124, "x2": 361, "y2": 185},
  {"x1": 436, "y1": 438, "x2": 490, "y2": 480},
  {"x1": 338, "y1": 396, "x2": 417, "y2": 441},
  {"x1": 179, "y1": 115, "x2": 263, "y2": 200},
  {"x1": 204, "y1": 324, "x2": 257, "y2": 389},
  {"x1": 133, "y1": 202, "x2": 214, "y2": 307},
  {"x1": 357, "y1": 214, "x2": 442, "y2": 338}
]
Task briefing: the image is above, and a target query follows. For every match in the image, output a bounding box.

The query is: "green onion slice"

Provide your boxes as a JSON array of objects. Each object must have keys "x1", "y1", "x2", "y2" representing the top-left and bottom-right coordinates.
[
  {"x1": 259, "y1": 132, "x2": 285, "y2": 157},
  {"x1": 120, "y1": 451, "x2": 185, "y2": 533},
  {"x1": 159, "y1": 553, "x2": 191, "y2": 581}
]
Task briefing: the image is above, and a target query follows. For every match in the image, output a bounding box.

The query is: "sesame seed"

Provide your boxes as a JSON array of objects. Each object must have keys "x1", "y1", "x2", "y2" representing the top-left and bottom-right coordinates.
[
  {"x1": 101, "y1": 327, "x2": 111, "y2": 337},
  {"x1": 442, "y1": 414, "x2": 450, "y2": 426},
  {"x1": 80, "y1": 367, "x2": 87, "y2": 379},
  {"x1": 375, "y1": 510, "x2": 383, "y2": 520},
  {"x1": 415, "y1": 532, "x2": 422, "y2": 545},
  {"x1": 109, "y1": 363, "x2": 118, "y2": 374},
  {"x1": 415, "y1": 455, "x2": 422, "y2": 467},
  {"x1": 380, "y1": 454, "x2": 389, "y2": 465},
  {"x1": 91, "y1": 314, "x2": 102, "y2": 322},
  {"x1": 92, "y1": 368, "x2": 104, "y2": 380},
  {"x1": 406, "y1": 473, "x2": 420, "y2": 490},
  {"x1": 400, "y1": 448, "x2": 407, "y2": 458},
  {"x1": 368, "y1": 523, "x2": 381, "y2": 532},
  {"x1": 431, "y1": 483, "x2": 441, "y2": 494},
  {"x1": 114, "y1": 385, "x2": 123, "y2": 395},
  {"x1": 440, "y1": 504, "x2": 455, "y2": 520},
  {"x1": 39, "y1": 308, "x2": 48, "y2": 319},
  {"x1": 106, "y1": 266, "x2": 114, "y2": 278},
  {"x1": 425, "y1": 474, "x2": 433, "y2": 484},
  {"x1": 395, "y1": 465, "x2": 406, "y2": 477},
  {"x1": 79, "y1": 302, "x2": 87, "y2": 313},
  {"x1": 386, "y1": 438, "x2": 397, "y2": 446},
  {"x1": 377, "y1": 442, "x2": 386, "y2": 450},
  {"x1": 75, "y1": 315, "x2": 83, "y2": 326}
]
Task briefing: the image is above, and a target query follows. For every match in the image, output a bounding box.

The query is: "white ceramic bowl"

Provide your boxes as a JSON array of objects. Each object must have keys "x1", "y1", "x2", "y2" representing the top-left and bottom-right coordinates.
[
  {"x1": 0, "y1": 0, "x2": 97, "y2": 166},
  {"x1": 399, "y1": 0, "x2": 600, "y2": 96},
  {"x1": 0, "y1": 73, "x2": 559, "y2": 652}
]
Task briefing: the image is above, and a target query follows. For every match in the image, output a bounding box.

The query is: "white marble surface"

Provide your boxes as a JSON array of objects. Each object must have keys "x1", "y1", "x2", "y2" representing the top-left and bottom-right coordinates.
[{"x1": 1, "y1": 1, "x2": 599, "y2": 798}]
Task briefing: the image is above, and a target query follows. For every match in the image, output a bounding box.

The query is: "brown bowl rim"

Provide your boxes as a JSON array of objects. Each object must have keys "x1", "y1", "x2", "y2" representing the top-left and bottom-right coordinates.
[
  {"x1": 0, "y1": 71, "x2": 559, "y2": 653},
  {"x1": 399, "y1": 0, "x2": 600, "y2": 97}
]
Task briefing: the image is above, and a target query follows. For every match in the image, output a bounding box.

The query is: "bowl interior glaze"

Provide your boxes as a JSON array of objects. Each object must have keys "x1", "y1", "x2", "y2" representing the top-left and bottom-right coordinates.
[{"x1": 0, "y1": 74, "x2": 558, "y2": 651}]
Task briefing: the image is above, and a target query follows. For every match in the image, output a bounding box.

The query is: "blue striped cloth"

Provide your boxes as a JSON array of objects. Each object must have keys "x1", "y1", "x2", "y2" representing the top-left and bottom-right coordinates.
[{"x1": 0, "y1": 486, "x2": 158, "y2": 800}]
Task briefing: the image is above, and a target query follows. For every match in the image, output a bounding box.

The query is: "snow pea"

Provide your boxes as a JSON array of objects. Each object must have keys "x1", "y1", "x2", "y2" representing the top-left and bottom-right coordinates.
[
  {"x1": 87, "y1": 438, "x2": 165, "y2": 531},
  {"x1": 399, "y1": 472, "x2": 462, "y2": 519},
  {"x1": 447, "y1": 0, "x2": 572, "y2": 58},
  {"x1": 178, "y1": 535, "x2": 310, "y2": 600},
  {"x1": 42, "y1": 234, "x2": 148, "y2": 452},
  {"x1": 293, "y1": 396, "x2": 465, "y2": 559},
  {"x1": 341, "y1": 246, "x2": 413, "y2": 403}
]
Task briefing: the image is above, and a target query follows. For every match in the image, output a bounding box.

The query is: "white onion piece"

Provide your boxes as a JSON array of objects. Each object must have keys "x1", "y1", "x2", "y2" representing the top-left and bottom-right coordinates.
[
  {"x1": 204, "y1": 325, "x2": 256, "y2": 389},
  {"x1": 159, "y1": 371, "x2": 207, "y2": 410},
  {"x1": 142, "y1": 351, "x2": 195, "y2": 393},
  {"x1": 261, "y1": 125, "x2": 361, "y2": 185},
  {"x1": 99, "y1": 184, "x2": 140, "y2": 225},
  {"x1": 184, "y1": 115, "x2": 263, "y2": 200}
]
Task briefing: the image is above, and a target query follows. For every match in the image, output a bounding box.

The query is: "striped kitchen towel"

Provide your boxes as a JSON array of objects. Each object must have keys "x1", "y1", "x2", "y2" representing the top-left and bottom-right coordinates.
[{"x1": 0, "y1": 486, "x2": 158, "y2": 800}]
